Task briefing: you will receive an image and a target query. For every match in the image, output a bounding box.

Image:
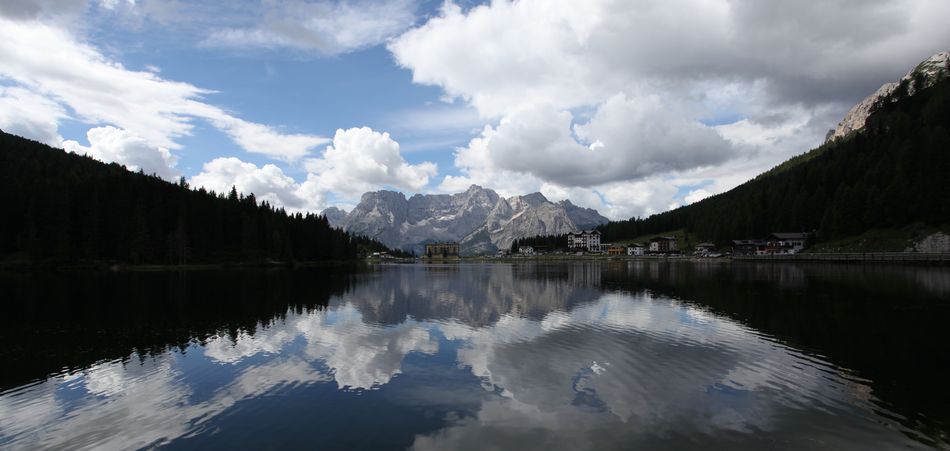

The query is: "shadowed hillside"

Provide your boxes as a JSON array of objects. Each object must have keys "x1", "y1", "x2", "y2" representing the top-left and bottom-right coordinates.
[{"x1": 0, "y1": 132, "x2": 407, "y2": 266}]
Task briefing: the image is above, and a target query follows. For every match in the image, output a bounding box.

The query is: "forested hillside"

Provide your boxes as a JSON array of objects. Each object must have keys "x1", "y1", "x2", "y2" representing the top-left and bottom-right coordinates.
[
  {"x1": 0, "y1": 132, "x2": 405, "y2": 266},
  {"x1": 599, "y1": 77, "x2": 950, "y2": 245}
]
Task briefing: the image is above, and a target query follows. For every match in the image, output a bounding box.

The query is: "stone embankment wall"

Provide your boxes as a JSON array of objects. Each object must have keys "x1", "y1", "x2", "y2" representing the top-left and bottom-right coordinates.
[
  {"x1": 913, "y1": 232, "x2": 950, "y2": 253},
  {"x1": 735, "y1": 252, "x2": 950, "y2": 263}
]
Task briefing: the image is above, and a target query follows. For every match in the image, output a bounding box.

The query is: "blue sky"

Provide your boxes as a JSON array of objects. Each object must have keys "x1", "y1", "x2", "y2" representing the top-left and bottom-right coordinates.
[
  {"x1": 74, "y1": 0, "x2": 469, "y2": 182},
  {"x1": 1, "y1": 0, "x2": 948, "y2": 219},
  {"x1": 118, "y1": 43, "x2": 463, "y2": 176}
]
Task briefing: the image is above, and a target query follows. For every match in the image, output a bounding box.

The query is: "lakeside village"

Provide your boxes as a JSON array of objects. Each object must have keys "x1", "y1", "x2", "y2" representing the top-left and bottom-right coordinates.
[{"x1": 369, "y1": 230, "x2": 810, "y2": 261}]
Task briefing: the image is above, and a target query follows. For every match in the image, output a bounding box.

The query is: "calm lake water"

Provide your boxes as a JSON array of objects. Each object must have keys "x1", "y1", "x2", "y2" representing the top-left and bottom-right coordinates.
[{"x1": 1, "y1": 262, "x2": 949, "y2": 450}]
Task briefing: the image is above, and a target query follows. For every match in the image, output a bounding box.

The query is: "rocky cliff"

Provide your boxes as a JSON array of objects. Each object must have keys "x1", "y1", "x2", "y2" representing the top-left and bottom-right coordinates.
[
  {"x1": 326, "y1": 185, "x2": 608, "y2": 254},
  {"x1": 828, "y1": 51, "x2": 949, "y2": 142}
]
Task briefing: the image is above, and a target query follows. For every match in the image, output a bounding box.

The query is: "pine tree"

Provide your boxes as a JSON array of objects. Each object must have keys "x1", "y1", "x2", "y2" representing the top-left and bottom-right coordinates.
[{"x1": 130, "y1": 203, "x2": 151, "y2": 264}]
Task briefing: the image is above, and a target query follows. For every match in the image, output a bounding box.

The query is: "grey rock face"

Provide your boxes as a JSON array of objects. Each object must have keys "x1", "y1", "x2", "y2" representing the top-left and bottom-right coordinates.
[
  {"x1": 829, "y1": 81, "x2": 899, "y2": 142},
  {"x1": 485, "y1": 200, "x2": 577, "y2": 251},
  {"x1": 507, "y1": 192, "x2": 548, "y2": 211},
  {"x1": 461, "y1": 192, "x2": 578, "y2": 253},
  {"x1": 558, "y1": 199, "x2": 610, "y2": 230},
  {"x1": 321, "y1": 207, "x2": 348, "y2": 229},
  {"x1": 407, "y1": 184, "x2": 500, "y2": 238},
  {"x1": 339, "y1": 185, "x2": 608, "y2": 254},
  {"x1": 829, "y1": 51, "x2": 949, "y2": 142},
  {"x1": 343, "y1": 190, "x2": 409, "y2": 247}
]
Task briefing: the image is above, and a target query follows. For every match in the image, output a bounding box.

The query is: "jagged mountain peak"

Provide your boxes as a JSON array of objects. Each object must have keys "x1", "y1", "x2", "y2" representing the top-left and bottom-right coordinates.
[
  {"x1": 914, "y1": 51, "x2": 950, "y2": 78},
  {"x1": 507, "y1": 192, "x2": 549, "y2": 211},
  {"x1": 339, "y1": 186, "x2": 608, "y2": 254},
  {"x1": 360, "y1": 189, "x2": 407, "y2": 202},
  {"x1": 457, "y1": 184, "x2": 499, "y2": 204}
]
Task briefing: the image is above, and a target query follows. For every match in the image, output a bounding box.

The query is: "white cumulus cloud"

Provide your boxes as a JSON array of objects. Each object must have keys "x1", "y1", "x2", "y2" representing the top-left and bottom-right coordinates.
[
  {"x1": 188, "y1": 127, "x2": 433, "y2": 214},
  {"x1": 64, "y1": 126, "x2": 179, "y2": 180},
  {"x1": 304, "y1": 126, "x2": 437, "y2": 198},
  {"x1": 190, "y1": 157, "x2": 325, "y2": 213},
  {"x1": 392, "y1": 0, "x2": 950, "y2": 116},
  {"x1": 391, "y1": 0, "x2": 950, "y2": 219},
  {"x1": 450, "y1": 95, "x2": 733, "y2": 188},
  {"x1": 0, "y1": 86, "x2": 67, "y2": 146}
]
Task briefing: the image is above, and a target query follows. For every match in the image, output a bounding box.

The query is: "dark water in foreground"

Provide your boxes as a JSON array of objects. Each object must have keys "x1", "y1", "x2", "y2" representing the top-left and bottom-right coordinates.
[{"x1": 1, "y1": 262, "x2": 949, "y2": 450}]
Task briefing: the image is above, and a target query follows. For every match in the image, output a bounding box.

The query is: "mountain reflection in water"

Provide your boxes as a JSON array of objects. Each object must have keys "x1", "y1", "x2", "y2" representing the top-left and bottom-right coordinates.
[{"x1": 1, "y1": 262, "x2": 948, "y2": 450}]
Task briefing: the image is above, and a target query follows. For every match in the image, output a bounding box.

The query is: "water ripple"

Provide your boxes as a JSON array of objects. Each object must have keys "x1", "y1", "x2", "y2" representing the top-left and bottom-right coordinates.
[{"x1": 1, "y1": 263, "x2": 944, "y2": 450}]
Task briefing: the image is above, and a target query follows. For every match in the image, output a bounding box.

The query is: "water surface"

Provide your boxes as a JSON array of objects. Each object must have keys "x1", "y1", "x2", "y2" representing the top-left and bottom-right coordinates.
[{"x1": 1, "y1": 262, "x2": 948, "y2": 449}]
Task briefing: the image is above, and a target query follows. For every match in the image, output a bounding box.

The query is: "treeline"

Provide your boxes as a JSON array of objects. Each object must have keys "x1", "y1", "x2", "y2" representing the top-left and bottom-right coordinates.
[
  {"x1": 599, "y1": 77, "x2": 950, "y2": 244},
  {"x1": 0, "y1": 131, "x2": 408, "y2": 265},
  {"x1": 510, "y1": 234, "x2": 569, "y2": 252}
]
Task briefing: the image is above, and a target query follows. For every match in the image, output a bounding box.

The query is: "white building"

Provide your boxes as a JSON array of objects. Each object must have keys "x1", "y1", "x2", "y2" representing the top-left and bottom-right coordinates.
[
  {"x1": 627, "y1": 244, "x2": 645, "y2": 256},
  {"x1": 568, "y1": 230, "x2": 602, "y2": 252},
  {"x1": 518, "y1": 246, "x2": 535, "y2": 256}
]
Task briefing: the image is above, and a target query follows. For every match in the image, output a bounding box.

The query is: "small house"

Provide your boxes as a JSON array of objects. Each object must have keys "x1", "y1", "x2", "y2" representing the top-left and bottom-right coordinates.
[
  {"x1": 627, "y1": 244, "x2": 645, "y2": 256},
  {"x1": 607, "y1": 244, "x2": 626, "y2": 255},
  {"x1": 766, "y1": 233, "x2": 808, "y2": 254}
]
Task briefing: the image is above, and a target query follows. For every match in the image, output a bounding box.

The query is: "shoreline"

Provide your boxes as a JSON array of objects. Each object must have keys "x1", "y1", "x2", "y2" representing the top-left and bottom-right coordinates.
[
  {"x1": 5, "y1": 252, "x2": 949, "y2": 272},
  {"x1": 0, "y1": 259, "x2": 370, "y2": 273},
  {"x1": 732, "y1": 252, "x2": 950, "y2": 264},
  {"x1": 454, "y1": 252, "x2": 950, "y2": 265}
]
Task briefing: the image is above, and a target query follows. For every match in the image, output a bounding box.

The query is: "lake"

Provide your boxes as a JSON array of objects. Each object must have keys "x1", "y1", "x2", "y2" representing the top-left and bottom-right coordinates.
[{"x1": 1, "y1": 261, "x2": 949, "y2": 449}]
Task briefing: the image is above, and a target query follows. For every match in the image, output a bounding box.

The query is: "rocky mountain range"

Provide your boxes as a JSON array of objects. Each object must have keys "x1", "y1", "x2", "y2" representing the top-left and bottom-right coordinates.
[
  {"x1": 828, "y1": 51, "x2": 949, "y2": 142},
  {"x1": 323, "y1": 185, "x2": 608, "y2": 254}
]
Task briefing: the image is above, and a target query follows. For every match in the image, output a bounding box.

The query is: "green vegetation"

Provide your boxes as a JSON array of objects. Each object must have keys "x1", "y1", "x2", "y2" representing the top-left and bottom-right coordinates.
[
  {"x1": 599, "y1": 77, "x2": 950, "y2": 247},
  {"x1": 510, "y1": 233, "x2": 568, "y2": 253},
  {"x1": 805, "y1": 224, "x2": 941, "y2": 253},
  {"x1": 0, "y1": 131, "x2": 408, "y2": 267}
]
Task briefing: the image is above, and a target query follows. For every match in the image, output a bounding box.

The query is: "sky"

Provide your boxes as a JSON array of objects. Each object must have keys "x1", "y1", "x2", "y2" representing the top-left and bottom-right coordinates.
[{"x1": 1, "y1": 0, "x2": 948, "y2": 220}]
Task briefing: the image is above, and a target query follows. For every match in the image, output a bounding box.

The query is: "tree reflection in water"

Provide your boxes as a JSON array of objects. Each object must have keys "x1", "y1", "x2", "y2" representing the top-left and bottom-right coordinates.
[{"x1": 0, "y1": 262, "x2": 947, "y2": 450}]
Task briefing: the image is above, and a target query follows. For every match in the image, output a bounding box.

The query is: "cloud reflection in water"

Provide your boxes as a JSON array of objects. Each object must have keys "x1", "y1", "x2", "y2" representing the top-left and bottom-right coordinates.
[{"x1": 0, "y1": 263, "x2": 937, "y2": 450}]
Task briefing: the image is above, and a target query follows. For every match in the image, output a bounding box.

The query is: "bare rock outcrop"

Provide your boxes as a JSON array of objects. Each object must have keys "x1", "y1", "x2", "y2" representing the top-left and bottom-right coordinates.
[{"x1": 828, "y1": 51, "x2": 949, "y2": 142}]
